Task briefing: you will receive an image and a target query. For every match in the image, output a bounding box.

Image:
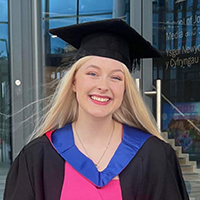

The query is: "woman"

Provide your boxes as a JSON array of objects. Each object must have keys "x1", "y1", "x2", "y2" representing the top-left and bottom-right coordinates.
[{"x1": 4, "y1": 19, "x2": 189, "y2": 200}]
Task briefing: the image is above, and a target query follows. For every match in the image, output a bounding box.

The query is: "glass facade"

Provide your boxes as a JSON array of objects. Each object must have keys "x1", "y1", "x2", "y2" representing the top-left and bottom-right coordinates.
[
  {"x1": 0, "y1": 0, "x2": 11, "y2": 164},
  {"x1": 42, "y1": 0, "x2": 130, "y2": 96},
  {"x1": 153, "y1": 0, "x2": 200, "y2": 164},
  {"x1": 153, "y1": 0, "x2": 200, "y2": 198},
  {"x1": 0, "y1": 0, "x2": 10, "y2": 199}
]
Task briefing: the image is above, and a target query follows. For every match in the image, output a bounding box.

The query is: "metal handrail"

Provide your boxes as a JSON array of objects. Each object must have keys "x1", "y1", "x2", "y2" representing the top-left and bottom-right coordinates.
[{"x1": 136, "y1": 78, "x2": 200, "y2": 135}]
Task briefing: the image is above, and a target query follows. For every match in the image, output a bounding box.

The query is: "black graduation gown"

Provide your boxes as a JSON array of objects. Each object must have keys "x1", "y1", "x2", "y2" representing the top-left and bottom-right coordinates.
[{"x1": 3, "y1": 126, "x2": 189, "y2": 200}]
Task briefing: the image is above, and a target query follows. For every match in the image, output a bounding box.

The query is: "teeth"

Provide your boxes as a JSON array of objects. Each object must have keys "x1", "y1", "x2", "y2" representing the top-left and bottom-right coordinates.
[{"x1": 91, "y1": 96, "x2": 109, "y2": 102}]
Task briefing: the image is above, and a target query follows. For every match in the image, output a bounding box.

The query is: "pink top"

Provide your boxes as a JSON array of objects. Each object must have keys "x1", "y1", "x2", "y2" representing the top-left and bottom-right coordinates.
[{"x1": 60, "y1": 162, "x2": 122, "y2": 200}]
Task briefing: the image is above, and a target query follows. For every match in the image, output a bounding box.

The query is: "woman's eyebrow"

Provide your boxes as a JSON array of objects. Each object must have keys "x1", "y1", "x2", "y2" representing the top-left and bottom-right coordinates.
[
  {"x1": 86, "y1": 65, "x2": 124, "y2": 74},
  {"x1": 86, "y1": 65, "x2": 100, "y2": 70},
  {"x1": 111, "y1": 69, "x2": 125, "y2": 74}
]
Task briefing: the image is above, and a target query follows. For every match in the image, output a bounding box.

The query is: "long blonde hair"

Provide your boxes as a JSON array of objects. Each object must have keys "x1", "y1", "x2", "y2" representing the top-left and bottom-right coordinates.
[{"x1": 33, "y1": 56, "x2": 161, "y2": 139}]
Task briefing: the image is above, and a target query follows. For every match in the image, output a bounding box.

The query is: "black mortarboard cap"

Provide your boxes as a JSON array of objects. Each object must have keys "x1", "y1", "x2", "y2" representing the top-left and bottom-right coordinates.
[{"x1": 49, "y1": 19, "x2": 161, "y2": 71}]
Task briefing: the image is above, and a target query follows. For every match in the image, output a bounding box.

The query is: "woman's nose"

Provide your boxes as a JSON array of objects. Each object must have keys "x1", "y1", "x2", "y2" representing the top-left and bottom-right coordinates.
[{"x1": 97, "y1": 78, "x2": 109, "y2": 92}]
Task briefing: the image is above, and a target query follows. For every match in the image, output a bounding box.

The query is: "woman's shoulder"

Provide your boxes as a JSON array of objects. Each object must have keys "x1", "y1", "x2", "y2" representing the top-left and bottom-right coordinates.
[
  {"x1": 14, "y1": 134, "x2": 64, "y2": 167},
  {"x1": 24, "y1": 135, "x2": 50, "y2": 151},
  {"x1": 138, "y1": 135, "x2": 177, "y2": 161},
  {"x1": 17, "y1": 134, "x2": 55, "y2": 160},
  {"x1": 122, "y1": 124, "x2": 175, "y2": 163},
  {"x1": 147, "y1": 136, "x2": 174, "y2": 151},
  {"x1": 125, "y1": 124, "x2": 174, "y2": 154}
]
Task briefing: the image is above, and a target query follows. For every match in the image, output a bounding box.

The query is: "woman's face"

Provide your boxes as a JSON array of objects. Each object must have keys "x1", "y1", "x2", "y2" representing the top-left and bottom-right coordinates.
[{"x1": 72, "y1": 56, "x2": 125, "y2": 119}]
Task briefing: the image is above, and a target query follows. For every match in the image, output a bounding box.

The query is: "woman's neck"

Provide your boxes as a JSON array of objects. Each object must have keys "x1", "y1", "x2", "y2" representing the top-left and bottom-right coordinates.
[
  {"x1": 72, "y1": 114, "x2": 123, "y2": 172},
  {"x1": 74, "y1": 115, "x2": 114, "y2": 138}
]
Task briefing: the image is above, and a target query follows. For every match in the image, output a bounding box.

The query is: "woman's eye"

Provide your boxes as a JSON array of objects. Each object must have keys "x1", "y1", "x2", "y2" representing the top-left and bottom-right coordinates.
[
  {"x1": 111, "y1": 76, "x2": 122, "y2": 81},
  {"x1": 87, "y1": 72, "x2": 97, "y2": 76}
]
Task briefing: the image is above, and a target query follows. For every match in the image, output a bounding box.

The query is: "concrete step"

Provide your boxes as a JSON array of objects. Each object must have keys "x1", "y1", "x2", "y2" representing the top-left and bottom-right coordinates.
[
  {"x1": 180, "y1": 162, "x2": 197, "y2": 173},
  {"x1": 174, "y1": 146, "x2": 182, "y2": 157},
  {"x1": 167, "y1": 138, "x2": 175, "y2": 148},
  {"x1": 183, "y1": 172, "x2": 200, "y2": 180},
  {"x1": 186, "y1": 179, "x2": 200, "y2": 200},
  {"x1": 162, "y1": 133, "x2": 200, "y2": 200},
  {"x1": 179, "y1": 154, "x2": 190, "y2": 165},
  {"x1": 161, "y1": 132, "x2": 169, "y2": 141},
  {"x1": 188, "y1": 190, "x2": 200, "y2": 199}
]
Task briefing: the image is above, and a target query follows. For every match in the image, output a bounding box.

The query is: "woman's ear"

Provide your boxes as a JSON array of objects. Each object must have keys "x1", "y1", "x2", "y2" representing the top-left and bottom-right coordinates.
[{"x1": 72, "y1": 79, "x2": 76, "y2": 92}]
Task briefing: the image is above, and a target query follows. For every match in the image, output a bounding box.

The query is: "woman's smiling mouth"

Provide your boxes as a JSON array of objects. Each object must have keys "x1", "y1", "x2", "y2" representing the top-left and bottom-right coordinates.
[{"x1": 90, "y1": 95, "x2": 110, "y2": 102}]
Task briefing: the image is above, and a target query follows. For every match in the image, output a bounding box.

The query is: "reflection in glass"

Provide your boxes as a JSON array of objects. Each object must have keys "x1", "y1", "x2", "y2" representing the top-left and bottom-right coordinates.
[
  {"x1": 79, "y1": 0, "x2": 113, "y2": 15},
  {"x1": 0, "y1": 25, "x2": 9, "y2": 59},
  {"x1": 78, "y1": 14, "x2": 113, "y2": 24},
  {"x1": 0, "y1": 0, "x2": 8, "y2": 21},
  {"x1": 44, "y1": 0, "x2": 77, "y2": 17},
  {"x1": 152, "y1": 0, "x2": 200, "y2": 177},
  {"x1": 153, "y1": 2, "x2": 200, "y2": 198},
  {"x1": 0, "y1": 0, "x2": 11, "y2": 172}
]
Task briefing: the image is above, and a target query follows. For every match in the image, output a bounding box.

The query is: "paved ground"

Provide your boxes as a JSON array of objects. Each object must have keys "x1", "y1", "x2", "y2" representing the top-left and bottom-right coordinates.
[{"x1": 0, "y1": 163, "x2": 9, "y2": 200}]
